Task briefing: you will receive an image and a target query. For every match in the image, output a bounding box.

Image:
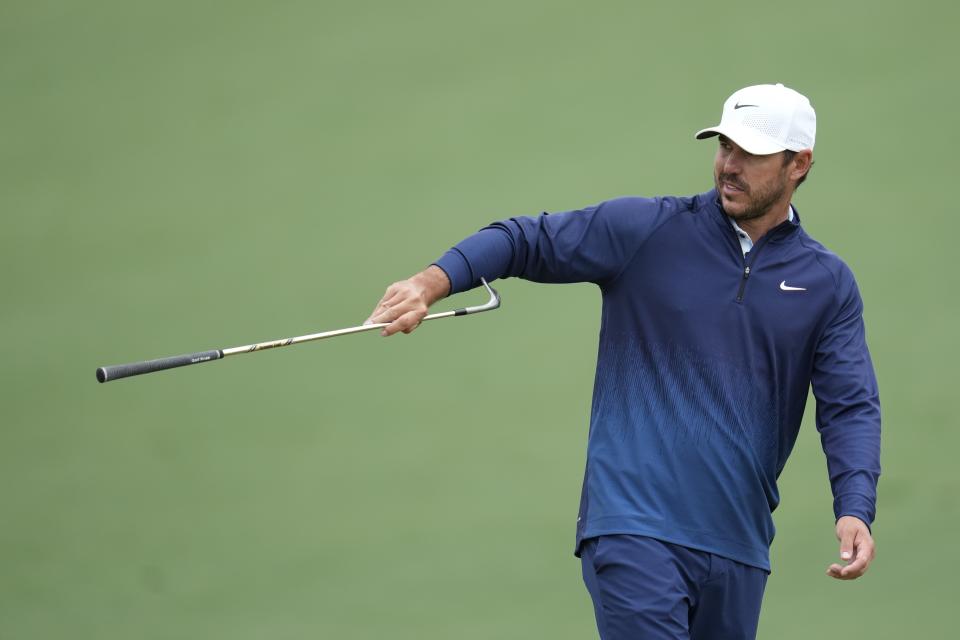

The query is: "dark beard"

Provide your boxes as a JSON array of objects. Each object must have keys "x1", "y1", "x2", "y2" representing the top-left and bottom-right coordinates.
[{"x1": 716, "y1": 173, "x2": 788, "y2": 222}]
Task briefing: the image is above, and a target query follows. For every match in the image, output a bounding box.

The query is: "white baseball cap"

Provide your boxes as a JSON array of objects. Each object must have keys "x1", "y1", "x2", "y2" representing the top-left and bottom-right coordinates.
[{"x1": 695, "y1": 83, "x2": 816, "y2": 155}]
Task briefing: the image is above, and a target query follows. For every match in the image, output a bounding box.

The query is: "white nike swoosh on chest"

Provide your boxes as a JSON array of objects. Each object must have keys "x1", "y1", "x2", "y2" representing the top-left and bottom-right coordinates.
[{"x1": 780, "y1": 280, "x2": 806, "y2": 291}]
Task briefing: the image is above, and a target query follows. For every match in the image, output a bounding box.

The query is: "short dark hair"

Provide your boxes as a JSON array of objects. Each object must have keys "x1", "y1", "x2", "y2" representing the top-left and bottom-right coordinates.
[{"x1": 782, "y1": 150, "x2": 813, "y2": 188}]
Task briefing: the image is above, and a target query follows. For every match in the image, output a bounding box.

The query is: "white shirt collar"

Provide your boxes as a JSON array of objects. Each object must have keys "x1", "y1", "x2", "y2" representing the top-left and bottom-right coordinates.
[{"x1": 730, "y1": 205, "x2": 795, "y2": 256}]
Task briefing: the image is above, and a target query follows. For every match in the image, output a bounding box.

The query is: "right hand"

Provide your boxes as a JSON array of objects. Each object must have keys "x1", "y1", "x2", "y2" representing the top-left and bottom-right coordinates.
[{"x1": 364, "y1": 266, "x2": 451, "y2": 337}]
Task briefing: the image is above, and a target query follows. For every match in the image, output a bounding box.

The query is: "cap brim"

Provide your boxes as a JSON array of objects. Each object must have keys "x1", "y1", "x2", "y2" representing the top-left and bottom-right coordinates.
[{"x1": 695, "y1": 124, "x2": 786, "y2": 155}]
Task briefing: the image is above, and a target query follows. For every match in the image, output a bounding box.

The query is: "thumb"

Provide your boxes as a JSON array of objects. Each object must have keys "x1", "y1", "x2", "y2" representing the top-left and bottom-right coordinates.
[{"x1": 839, "y1": 526, "x2": 855, "y2": 562}]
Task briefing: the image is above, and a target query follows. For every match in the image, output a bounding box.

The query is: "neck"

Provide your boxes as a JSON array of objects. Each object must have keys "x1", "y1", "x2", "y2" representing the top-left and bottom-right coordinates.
[{"x1": 732, "y1": 201, "x2": 792, "y2": 243}]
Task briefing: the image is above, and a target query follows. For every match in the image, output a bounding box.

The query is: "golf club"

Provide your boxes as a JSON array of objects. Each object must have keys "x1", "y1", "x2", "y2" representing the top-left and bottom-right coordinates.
[{"x1": 96, "y1": 278, "x2": 500, "y2": 383}]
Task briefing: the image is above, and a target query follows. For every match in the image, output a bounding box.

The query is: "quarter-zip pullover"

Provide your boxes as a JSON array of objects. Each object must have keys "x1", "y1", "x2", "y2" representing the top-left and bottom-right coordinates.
[{"x1": 433, "y1": 189, "x2": 881, "y2": 570}]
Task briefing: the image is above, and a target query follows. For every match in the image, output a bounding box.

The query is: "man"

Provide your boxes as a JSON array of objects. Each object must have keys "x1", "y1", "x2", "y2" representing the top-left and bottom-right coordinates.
[{"x1": 365, "y1": 84, "x2": 880, "y2": 639}]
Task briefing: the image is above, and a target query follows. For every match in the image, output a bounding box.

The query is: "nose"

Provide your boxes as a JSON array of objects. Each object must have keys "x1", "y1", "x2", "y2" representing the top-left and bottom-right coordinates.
[{"x1": 722, "y1": 149, "x2": 743, "y2": 174}]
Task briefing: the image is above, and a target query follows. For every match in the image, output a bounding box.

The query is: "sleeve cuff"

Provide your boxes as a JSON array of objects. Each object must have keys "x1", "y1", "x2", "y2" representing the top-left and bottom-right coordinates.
[
  {"x1": 833, "y1": 493, "x2": 876, "y2": 529},
  {"x1": 433, "y1": 249, "x2": 474, "y2": 295}
]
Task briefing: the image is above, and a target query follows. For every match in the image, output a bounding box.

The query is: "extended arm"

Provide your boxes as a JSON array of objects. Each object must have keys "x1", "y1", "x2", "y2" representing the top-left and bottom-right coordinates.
[{"x1": 366, "y1": 197, "x2": 673, "y2": 335}]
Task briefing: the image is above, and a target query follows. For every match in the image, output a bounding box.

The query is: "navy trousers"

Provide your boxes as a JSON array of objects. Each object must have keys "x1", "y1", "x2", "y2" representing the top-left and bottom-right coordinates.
[{"x1": 580, "y1": 535, "x2": 768, "y2": 640}]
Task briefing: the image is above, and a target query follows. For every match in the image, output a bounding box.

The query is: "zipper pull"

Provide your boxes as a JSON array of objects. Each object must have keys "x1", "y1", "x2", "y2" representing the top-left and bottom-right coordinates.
[{"x1": 736, "y1": 265, "x2": 751, "y2": 302}]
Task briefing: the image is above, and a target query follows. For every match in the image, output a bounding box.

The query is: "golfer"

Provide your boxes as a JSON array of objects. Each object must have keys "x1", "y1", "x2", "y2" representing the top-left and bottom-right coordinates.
[{"x1": 366, "y1": 83, "x2": 880, "y2": 640}]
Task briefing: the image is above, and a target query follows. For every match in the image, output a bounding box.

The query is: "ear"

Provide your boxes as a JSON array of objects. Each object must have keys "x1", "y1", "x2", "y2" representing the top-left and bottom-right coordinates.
[{"x1": 790, "y1": 149, "x2": 813, "y2": 182}]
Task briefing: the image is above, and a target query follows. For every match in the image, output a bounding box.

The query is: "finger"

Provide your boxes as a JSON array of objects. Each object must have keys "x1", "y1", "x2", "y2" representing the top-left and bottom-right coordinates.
[
  {"x1": 838, "y1": 526, "x2": 856, "y2": 563},
  {"x1": 367, "y1": 309, "x2": 401, "y2": 327},
  {"x1": 367, "y1": 297, "x2": 410, "y2": 325},
  {"x1": 366, "y1": 305, "x2": 390, "y2": 323},
  {"x1": 378, "y1": 287, "x2": 404, "y2": 308},
  {"x1": 839, "y1": 554, "x2": 870, "y2": 579},
  {"x1": 827, "y1": 563, "x2": 844, "y2": 579},
  {"x1": 366, "y1": 286, "x2": 405, "y2": 323},
  {"x1": 365, "y1": 303, "x2": 390, "y2": 324},
  {"x1": 402, "y1": 318, "x2": 423, "y2": 334},
  {"x1": 384, "y1": 311, "x2": 423, "y2": 335},
  {"x1": 382, "y1": 310, "x2": 424, "y2": 337},
  {"x1": 840, "y1": 534, "x2": 875, "y2": 579},
  {"x1": 368, "y1": 295, "x2": 421, "y2": 325},
  {"x1": 366, "y1": 300, "x2": 404, "y2": 324}
]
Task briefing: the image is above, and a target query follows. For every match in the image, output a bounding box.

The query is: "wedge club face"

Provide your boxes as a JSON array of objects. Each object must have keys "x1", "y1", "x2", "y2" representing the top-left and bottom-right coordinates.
[{"x1": 452, "y1": 277, "x2": 501, "y2": 316}]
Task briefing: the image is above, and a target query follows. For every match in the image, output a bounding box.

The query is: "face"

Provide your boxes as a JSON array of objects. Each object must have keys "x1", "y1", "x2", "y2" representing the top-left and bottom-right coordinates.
[{"x1": 713, "y1": 135, "x2": 793, "y2": 222}]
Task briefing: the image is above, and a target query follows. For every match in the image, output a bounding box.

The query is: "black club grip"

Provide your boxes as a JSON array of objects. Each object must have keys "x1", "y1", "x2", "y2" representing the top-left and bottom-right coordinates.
[{"x1": 96, "y1": 350, "x2": 223, "y2": 383}]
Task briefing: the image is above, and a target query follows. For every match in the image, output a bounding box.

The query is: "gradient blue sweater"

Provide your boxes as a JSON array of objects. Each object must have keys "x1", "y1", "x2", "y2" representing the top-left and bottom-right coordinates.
[{"x1": 433, "y1": 189, "x2": 881, "y2": 571}]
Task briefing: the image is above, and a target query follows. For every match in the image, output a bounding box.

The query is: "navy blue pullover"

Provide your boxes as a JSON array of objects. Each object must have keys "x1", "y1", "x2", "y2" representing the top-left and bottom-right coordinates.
[{"x1": 434, "y1": 189, "x2": 881, "y2": 571}]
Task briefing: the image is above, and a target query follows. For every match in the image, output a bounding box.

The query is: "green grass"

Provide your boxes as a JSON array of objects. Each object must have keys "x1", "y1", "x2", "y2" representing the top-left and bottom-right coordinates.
[{"x1": 2, "y1": 0, "x2": 958, "y2": 637}]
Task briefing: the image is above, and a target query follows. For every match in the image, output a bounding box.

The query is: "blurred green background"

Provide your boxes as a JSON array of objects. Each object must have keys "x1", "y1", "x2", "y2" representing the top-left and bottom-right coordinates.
[{"x1": 2, "y1": 0, "x2": 957, "y2": 637}]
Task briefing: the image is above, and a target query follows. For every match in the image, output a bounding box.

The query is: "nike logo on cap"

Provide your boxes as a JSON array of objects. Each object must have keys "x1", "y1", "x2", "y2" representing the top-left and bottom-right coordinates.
[
  {"x1": 734, "y1": 102, "x2": 759, "y2": 109},
  {"x1": 780, "y1": 281, "x2": 806, "y2": 291}
]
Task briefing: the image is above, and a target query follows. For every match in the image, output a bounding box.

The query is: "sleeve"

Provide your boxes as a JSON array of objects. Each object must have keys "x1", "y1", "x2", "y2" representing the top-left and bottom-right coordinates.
[
  {"x1": 811, "y1": 265, "x2": 882, "y2": 527},
  {"x1": 432, "y1": 196, "x2": 673, "y2": 294}
]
